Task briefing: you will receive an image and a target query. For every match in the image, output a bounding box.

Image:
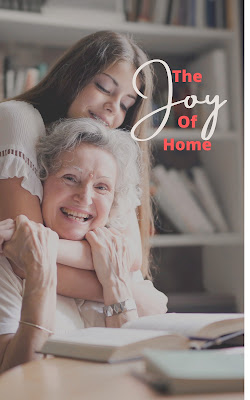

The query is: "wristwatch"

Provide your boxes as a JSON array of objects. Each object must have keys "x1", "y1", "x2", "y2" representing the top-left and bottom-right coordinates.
[{"x1": 103, "y1": 299, "x2": 137, "y2": 317}]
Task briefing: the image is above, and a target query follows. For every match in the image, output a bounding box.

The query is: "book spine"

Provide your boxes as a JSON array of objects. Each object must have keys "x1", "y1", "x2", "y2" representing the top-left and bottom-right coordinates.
[
  {"x1": 191, "y1": 167, "x2": 229, "y2": 232},
  {"x1": 124, "y1": 0, "x2": 138, "y2": 21},
  {"x1": 187, "y1": 0, "x2": 196, "y2": 27},
  {"x1": 195, "y1": 0, "x2": 205, "y2": 27},
  {"x1": 166, "y1": 0, "x2": 173, "y2": 24},
  {"x1": 152, "y1": 0, "x2": 170, "y2": 24},
  {"x1": 206, "y1": 0, "x2": 216, "y2": 27},
  {"x1": 137, "y1": 0, "x2": 153, "y2": 22},
  {"x1": 169, "y1": 0, "x2": 180, "y2": 25},
  {"x1": 14, "y1": 68, "x2": 26, "y2": 96},
  {"x1": 178, "y1": 0, "x2": 188, "y2": 26},
  {"x1": 153, "y1": 165, "x2": 215, "y2": 234},
  {"x1": 215, "y1": 0, "x2": 225, "y2": 28},
  {"x1": 24, "y1": 67, "x2": 39, "y2": 91},
  {"x1": 225, "y1": 0, "x2": 234, "y2": 29}
]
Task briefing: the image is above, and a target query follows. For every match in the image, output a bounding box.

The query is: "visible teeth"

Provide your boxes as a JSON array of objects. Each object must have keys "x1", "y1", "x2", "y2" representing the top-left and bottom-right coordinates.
[
  {"x1": 61, "y1": 207, "x2": 90, "y2": 219},
  {"x1": 90, "y1": 112, "x2": 108, "y2": 126}
]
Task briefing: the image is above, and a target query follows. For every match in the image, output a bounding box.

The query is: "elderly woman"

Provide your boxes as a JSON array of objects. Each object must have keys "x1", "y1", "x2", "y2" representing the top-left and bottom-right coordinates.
[{"x1": 0, "y1": 119, "x2": 167, "y2": 372}]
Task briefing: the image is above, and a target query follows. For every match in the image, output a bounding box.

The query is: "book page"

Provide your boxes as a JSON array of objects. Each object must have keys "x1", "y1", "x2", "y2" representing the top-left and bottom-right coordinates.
[
  {"x1": 50, "y1": 327, "x2": 170, "y2": 347},
  {"x1": 122, "y1": 313, "x2": 243, "y2": 337}
]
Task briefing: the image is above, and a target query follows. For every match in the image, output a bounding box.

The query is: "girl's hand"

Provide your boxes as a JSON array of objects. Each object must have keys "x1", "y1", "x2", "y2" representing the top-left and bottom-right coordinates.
[
  {"x1": 85, "y1": 227, "x2": 133, "y2": 303},
  {"x1": 3, "y1": 215, "x2": 59, "y2": 293},
  {"x1": 0, "y1": 219, "x2": 15, "y2": 253}
]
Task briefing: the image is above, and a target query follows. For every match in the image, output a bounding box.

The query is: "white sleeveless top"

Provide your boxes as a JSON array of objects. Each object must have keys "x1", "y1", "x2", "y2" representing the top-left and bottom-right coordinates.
[{"x1": 0, "y1": 100, "x2": 44, "y2": 201}]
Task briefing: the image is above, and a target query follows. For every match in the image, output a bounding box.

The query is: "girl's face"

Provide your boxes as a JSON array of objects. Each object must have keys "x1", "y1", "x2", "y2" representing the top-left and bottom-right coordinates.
[
  {"x1": 67, "y1": 61, "x2": 140, "y2": 129},
  {"x1": 42, "y1": 144, "x2": 117, "y2": 240}
]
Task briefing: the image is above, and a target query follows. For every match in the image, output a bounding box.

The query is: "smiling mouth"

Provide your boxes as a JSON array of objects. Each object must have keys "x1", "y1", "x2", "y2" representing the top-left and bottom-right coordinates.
[
  {"x1": 89, "y1": 111, "x2": 109, "y2": 127},
  {"x1": 60, "y1": 207, "x2": 93, "y2": 223}
]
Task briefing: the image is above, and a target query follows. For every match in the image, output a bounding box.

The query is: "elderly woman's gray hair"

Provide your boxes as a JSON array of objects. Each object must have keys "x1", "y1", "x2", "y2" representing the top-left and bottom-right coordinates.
[{"x1": 36, "y1": 118, "x2": 142, "y2": 229}]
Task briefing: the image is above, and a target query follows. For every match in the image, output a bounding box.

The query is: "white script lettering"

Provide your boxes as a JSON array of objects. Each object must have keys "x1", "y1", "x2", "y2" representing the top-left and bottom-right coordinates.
[{"x1": 131, "y1": 59, "x2": 227, "y2": 142}]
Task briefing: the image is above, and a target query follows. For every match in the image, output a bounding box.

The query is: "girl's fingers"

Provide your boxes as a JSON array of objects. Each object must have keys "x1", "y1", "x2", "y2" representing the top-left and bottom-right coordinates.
[
  {"x1": 0, "y1": 227, "x2": 15, "y2": 252},
  {"x1": 0, "y1": 219, "x2": 15, "y2": 228}
]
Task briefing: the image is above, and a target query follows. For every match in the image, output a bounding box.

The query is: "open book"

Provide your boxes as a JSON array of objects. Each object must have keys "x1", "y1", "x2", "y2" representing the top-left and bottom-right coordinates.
[{"x1": 40, "y1": 313, "x2": 243, "y2": 363}]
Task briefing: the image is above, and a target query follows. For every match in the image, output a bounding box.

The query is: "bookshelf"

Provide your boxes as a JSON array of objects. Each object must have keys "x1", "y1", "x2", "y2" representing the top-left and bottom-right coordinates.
[
  {"x1": 0, "y1": 1, "x2": 244, "y2": 312},
  {"x1": 0, "y1": 9, "x2": 233, "y2": 53},
  {"x1": 150, "y1": 233, "x2": 243, "y2": 248}
]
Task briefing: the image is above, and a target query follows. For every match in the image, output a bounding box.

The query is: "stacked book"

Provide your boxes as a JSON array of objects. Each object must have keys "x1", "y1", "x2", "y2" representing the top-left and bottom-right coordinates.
[
  {"x1": 152, "y1": 164, "x2": 228, "y2": 235},
  {"x1": 124, "y1": 0, "x2": 232, "y2": 29}
]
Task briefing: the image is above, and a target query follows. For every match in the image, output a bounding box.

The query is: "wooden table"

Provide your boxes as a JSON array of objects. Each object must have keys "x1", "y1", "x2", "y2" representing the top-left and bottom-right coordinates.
[{"x1": 0, "y1": 358, "x2": 243, "y2": 400}]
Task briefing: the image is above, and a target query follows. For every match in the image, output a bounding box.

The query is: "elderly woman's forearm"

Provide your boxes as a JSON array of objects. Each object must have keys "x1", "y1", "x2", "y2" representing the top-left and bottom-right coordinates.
[
  {"x1": 0, "y1": 326, "x2": 49, "y2": 373},
  {"x1": 0, "y1": 284, "x2": 56, "y2": 373}
]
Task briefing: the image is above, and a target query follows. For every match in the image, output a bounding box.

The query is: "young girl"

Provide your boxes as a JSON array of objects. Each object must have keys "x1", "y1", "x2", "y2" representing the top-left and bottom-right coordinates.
[{"x1": 0, "y1": 31, "x2": 166, "y2": 313}]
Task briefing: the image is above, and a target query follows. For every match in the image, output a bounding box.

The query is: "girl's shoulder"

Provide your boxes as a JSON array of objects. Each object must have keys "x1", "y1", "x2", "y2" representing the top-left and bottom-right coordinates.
[
  {"x1": 0, "y1": 100, "x2": 45, "y2": 141},
  {"x1": 0, "y1": 100, "x2": 44, "y2": 124}
]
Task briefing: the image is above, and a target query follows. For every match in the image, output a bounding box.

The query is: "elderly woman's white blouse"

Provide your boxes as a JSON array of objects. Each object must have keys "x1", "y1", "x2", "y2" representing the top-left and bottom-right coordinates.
[
  {"x1": 0, "y1": 100, "x2": 44, "y2": 201},
  {"x1": 0, "y1": 255, "x2": 143, "y2": 335}
]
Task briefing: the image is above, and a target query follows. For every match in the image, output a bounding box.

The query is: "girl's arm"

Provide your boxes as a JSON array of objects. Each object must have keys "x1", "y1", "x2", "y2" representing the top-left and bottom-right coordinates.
[
  {"x1": 57, "y1": 209, "x2": 142, "y2": 272},
  {"x1": 0, "y1": 178, "x2": 102, "y2": 300},
  {"x1": 0, "y1": 178, "x2": 142, "y2": 272}
]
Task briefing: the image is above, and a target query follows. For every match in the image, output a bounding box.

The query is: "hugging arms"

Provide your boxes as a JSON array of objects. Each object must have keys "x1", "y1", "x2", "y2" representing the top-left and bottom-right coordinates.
[{"x1": 0, "y1": 119, "x2": 167, "y2": 372}]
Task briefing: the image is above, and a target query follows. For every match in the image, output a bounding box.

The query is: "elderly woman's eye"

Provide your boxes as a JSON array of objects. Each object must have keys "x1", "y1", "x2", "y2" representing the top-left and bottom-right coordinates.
[
  {"x1": 96, "y1": 184, "x2": 108, "y2": 191},
  {"x1": 63, "y1": 175, "x2": 77, "y2": 183}
]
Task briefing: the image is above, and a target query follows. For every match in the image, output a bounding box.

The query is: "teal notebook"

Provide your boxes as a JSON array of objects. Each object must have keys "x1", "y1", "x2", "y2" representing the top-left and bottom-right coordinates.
[{"x1": 140, "y1": 349, "x2": 244, "y2": 395}]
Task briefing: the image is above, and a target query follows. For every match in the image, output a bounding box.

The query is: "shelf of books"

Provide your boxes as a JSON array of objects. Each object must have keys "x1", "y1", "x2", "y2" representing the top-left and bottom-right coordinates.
[
  {"x1": 150, "y1": 233, "x2": 243, "y2": 248},
  {"x1": 0, "y1": 0, "x2": 243, "y2": 313},
  {"x1": 0, "y1": 7, "x2": 233, "y2": 53}
]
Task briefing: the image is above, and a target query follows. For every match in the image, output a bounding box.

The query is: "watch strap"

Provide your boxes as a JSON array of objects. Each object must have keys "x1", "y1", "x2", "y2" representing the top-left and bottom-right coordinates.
[{"x1": 103, "y1": 299, "x2": 136, "y2": 317}]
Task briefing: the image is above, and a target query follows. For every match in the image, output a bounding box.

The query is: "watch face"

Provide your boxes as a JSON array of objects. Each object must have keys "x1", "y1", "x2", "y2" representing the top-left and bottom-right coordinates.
[
  {"x1": 104, "y1": 299, "x2": 136, "y2": 316},
  {"x1": 106, "y1": 305, "x2": 113, "y2": 317},
  {"x1": 114, "y1": 303, "x2": 122, "y2": 314}
]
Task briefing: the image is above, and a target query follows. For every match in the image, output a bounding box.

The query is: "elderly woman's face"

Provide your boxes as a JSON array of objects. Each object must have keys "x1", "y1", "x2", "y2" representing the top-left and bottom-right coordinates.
[{"x1": 42, "y1": 143, "x2": 117, "y2": 240}]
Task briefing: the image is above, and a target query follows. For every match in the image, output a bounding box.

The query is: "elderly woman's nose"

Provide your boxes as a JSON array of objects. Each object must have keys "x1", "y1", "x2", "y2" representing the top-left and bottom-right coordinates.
[{"x1": 73, "y1": 185, "x2": 93, "y2": 205}]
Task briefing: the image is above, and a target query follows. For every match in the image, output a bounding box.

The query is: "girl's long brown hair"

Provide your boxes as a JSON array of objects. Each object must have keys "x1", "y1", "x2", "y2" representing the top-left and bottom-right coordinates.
[{"x1": 12, "y1": 31, "x2": 154, "y2": 279}]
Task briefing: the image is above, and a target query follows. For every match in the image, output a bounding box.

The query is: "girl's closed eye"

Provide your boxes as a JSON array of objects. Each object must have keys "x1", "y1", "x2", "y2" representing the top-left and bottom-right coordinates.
[
  {"x1": 121, "y1": 97, "x2": 136, "y2": 113},
  {"x1": 121, "y1": 103, "x2": 128, "y2": 112},
  {"x1": 95, "y1": 83, "x2": 110, "y2": 94}
]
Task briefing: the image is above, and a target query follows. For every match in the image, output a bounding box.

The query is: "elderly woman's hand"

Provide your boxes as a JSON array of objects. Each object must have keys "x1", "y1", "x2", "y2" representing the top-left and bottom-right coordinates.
[
  {"x1": 3, "y1": 215, "x2": 59, "y2": 292},
  {"x1": 85, "y1": 227, "x2": 133, "y2": 303}
]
